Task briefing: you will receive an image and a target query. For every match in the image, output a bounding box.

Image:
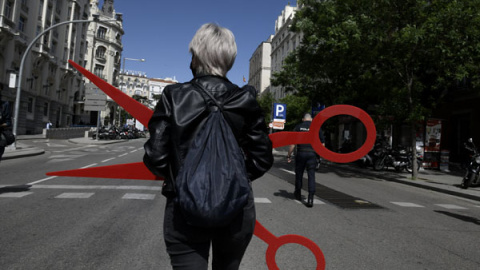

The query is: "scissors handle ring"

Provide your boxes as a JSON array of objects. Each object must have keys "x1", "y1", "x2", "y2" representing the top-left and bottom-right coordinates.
[
  {"x1": 265, "y1": 234, "x2": 326, "y2": 270},
  {"x1": 310, "y1": 105, "x2": 376, "y2": 163}
]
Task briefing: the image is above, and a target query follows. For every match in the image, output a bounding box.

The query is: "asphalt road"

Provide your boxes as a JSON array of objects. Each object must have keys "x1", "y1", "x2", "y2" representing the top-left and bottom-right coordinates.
[{"x1": 1, "y1": 139, "x2": 479, "y2": 269}]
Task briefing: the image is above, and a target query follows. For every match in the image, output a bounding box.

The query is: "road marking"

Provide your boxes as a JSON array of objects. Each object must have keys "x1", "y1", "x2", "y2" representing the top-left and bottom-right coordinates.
[
  {"x1": 435, "y1": 204, "x2": 467, "y2": 210},
  {"x1": 81, "y1": 163, "x2": 98, "y2": 168},
  {"x1": 391, "y1": 202, "x2": 425, "y2": 207},
  {"x1": 280, "y1": 168, "x2": 295, "y2": 175},
  {"x1": 293, "y1": 199, "x2": 325, "y2": 205},
  {"x1": 27, "y1": 176, "x2": 57, "y2": 185},
  {"x1": 32, "y1": 185, "x2": 162, "y2": 191},
  {"x1": 53, "y1": 145, "x2": 96, "y2": 153},
  {"x1": 122, "y1": 193, "x2": 156, "y2": 200},
  {"x1": 255, "y1": 198, "x2": 272, "y2": 203},
  {"x1": 101, "y1": 158, "x2": 116, "y2": 163},
  {"x1": 55, "y1": 193, "x2": 94, "y2": 199},
  {"x1": 130, "y1": 150, "x2": 138, "y2": 153},
  {"x1": 118, "y1": 153, "x2": 128, "y2": 157},
  {"x1": 0, "y1": 192, "x2": 33, "y2": 198}
]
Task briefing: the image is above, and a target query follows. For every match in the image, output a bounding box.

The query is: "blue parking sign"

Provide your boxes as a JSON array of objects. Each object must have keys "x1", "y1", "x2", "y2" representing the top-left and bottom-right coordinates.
[{"x1": 273, "y1": 103, "x2": 287, "y2": 121}]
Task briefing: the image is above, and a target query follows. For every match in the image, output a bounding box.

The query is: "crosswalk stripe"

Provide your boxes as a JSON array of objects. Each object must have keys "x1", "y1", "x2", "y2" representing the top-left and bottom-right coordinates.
[
  {"x1": 0, "y1": 192, "x2": 33, "y2": 198},
  {"x1": 122, "y1": 193, "x2": 156, "y2": 200},
  {"x1": 55, "y1": 193, "x2": 95, "y2": 199},
  {"x1": 32, "y1": 185, "x2": 162, "y2": 191},
  {"x1": 391, "y1": 202, "x2": 425, "y2": 207},
  {"x1": 254, "y1": 198, "x2": 271, "y2": 203},
  {"x1": 293, "y1": 198, "x2": 325, "y2": 205}
]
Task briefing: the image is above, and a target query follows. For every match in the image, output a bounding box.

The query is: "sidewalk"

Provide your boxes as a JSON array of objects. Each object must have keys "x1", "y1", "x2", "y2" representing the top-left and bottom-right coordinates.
[
  {"x1": 272, "y1": 149, "x2": 480, "y2": 202},
  {"x1": 2, "y1": 135, "x2": 125, "y2": 160}
]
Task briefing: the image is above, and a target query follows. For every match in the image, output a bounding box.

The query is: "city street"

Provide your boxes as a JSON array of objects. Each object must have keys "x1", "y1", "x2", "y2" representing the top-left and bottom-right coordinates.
[{"x1": 1, "y1": 139, "x2": 480, "y2": 269}]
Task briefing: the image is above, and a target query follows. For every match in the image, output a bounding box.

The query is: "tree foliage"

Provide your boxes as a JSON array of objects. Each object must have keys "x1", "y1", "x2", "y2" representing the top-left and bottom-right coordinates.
[
  {"x1": 273, "y1": 0, "x2": 480, "y2": 117},
  {"x1": 272, "y1": 0, "x2": 480, "y2": 178},
  {"x1": 279, "y1": 94, "x2": 311, "y2": 131},
  {"x1": 257, "y1": 92, "x2": 274, "y2": 124}
]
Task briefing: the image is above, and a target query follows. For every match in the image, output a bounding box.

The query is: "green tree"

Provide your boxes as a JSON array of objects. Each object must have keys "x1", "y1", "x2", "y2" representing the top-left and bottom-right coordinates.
[
  {"x1": 273, "y1": 0, "x2": 480, "y2": 178},
  {"x1": 257, "y1": 91, "x2": 274, "y2": 124},
  {"x1": 279, "y1": 94, "x2": 310, "y2": 131}
]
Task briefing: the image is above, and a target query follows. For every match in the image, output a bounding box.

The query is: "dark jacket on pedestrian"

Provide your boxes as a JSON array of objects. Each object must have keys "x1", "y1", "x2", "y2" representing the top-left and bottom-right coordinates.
[{"x1": 143, "y1": 75, "x2": 273, "y2": 183}]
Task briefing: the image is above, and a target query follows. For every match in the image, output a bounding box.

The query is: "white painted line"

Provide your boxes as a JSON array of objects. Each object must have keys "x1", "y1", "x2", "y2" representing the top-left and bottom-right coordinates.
[
  {"x1": 122, "y1": 193, "x2": 156, "y2": 200},
  {"x1": 32, "y1": 185, "x2": 161, "y2": 191},
  {"x1": 435, "y1": 204, "x2": 467, "y2": 210},
  {"x1": 314, "y1": 199, "x2": 326, "y2": 205},
  {"x1": 391, "y1": 202, "x2": 425, "y2": 207},
  {"x1": 55, "y1": 193, "x2": 94, "y2": 199},
  {"x1": 27, "y1": 176, "x2": 57, "y2": 185},
  {"x1": 130, "y1": 150, "x2": 138, "y2": 153},
  {"x1": 53, "y1": 145, "x2": 95, "y2": 153},
  {"x1": 81, "y1": 163, "x2": 98, "y2": 169},
  {"x1": 118, "y1": 153, "x2": 128, "y2": 157},
  {"x1": 137, "y1": 148, "x2": 143, "y2": 151},
  {"x1": 0, "y1": 192, "x2": 34, "y2": 198},
  {"x1": 101, "y1": 158, "x2": 116, "y2": 163},
  {"x1": 254, "y1": 198, "x2": 271, "y2": 203},
  {"x1": 280, "y1": 168, "x2": 295, "y2": 175},
  {"x1": 293, "y1": 199, "x2": 325, "y2": 205}
]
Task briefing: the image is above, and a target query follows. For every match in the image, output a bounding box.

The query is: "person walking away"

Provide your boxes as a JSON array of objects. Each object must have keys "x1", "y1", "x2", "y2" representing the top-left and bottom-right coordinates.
[
  {"x1": 287, "y1": 113, "x2": 325, "y2": 207},
  {"x1": 143, "y1": 23, "x2": 273, "y2": 270},
  {"x1": 0, "y1": 90, "x2": 12, "y2": 163}
]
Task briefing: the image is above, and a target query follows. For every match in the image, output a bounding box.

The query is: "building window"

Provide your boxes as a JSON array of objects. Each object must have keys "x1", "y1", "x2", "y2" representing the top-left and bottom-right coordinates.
[
  {"x1": 94, "y1": 65, "x2": 104, "y2": 78},
  {"x1": 18, "y1": 16, "x2": 27, "y2": 32},
  {"x1": 97, "y1": 27, "x2": 107, "y2": 39},
  {"x1": 27, "y1": 97, "x2": 34, "y2": 113},
  {"x1": 44, "y1": 102, "x2": 49, "y2": 117},
  {"x1": 5, "y1": 0, "x2": 14, "y2": 19},
  {"x1": 95, "y1": 46, "x2": 106, "y2": 59}
]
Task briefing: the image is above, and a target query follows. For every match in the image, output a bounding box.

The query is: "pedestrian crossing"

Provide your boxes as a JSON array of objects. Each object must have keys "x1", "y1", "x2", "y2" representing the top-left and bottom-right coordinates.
[{"x1": 0, "y1": 188, "x2": 478, "y2": 210}]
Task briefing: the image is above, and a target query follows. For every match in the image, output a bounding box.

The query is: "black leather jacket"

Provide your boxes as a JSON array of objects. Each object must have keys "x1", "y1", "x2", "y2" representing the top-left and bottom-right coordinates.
[{"x1": 143, "y1": 75, "x2": 273, "y2": 182}]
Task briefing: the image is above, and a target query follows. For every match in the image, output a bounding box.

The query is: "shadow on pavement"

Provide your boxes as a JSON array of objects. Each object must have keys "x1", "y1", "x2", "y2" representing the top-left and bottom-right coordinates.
[{"x1": 0, "y1": 185, "x2": 32, "y2": 194}]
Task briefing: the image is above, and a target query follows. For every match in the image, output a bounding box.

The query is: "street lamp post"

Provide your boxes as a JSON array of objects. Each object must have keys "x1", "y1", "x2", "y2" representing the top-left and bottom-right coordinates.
[
  {"x1": 119, "y1": 57, "x2": 145, "y2": 126},
  {"x1": 12, "y1": 17, "x2": 118, "y2": 149}
]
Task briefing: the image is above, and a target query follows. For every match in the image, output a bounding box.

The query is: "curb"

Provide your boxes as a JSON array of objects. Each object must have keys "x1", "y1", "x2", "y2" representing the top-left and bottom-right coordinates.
[{"x1": 2, "y1": 148, "x2": 45, "y2": 160}]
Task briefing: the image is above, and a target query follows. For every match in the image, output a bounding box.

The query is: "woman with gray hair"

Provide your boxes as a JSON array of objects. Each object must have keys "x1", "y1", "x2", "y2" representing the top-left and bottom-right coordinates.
[{"x1": 144, "y1": 23, "x2": 273, "y2": 269}]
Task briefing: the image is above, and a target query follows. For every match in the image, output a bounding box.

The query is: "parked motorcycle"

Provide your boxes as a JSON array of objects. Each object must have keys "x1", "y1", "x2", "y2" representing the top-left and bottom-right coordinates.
[
  {"x1": 461, "y1": 138, "x2": 480, "y2": 189},
  {"x1": 92, "y1": 126, "x2": 109, "y2": 140},
  {"x1": 373, "y1": 145, "x2": 421, "y2": 173},
  {"x1": 358, "y1": 138, "x2": 388, "y2": 168}
]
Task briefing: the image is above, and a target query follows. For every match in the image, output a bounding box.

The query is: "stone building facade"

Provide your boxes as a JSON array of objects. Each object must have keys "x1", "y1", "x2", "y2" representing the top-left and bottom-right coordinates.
[{"x1": 0, "y1": 0, "x2": 91, "y2": 134}]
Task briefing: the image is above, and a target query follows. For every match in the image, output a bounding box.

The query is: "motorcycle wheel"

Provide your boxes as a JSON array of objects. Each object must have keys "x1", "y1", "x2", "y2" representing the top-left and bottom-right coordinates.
[
  {"x1": 406, "y1": 160, "x2": 421, "y2": 173},
  {"x1": 461, "y1": 172, "x2": 475, "y2": 189},
  {"x1": 373, "y1": 158, "x2": 385, "y2": 171}
]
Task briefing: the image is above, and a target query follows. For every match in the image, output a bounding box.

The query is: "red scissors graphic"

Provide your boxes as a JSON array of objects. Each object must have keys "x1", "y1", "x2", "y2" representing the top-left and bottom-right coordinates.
[{"x1": 47, "y1": 60, "x2": 376, "y2": 270}]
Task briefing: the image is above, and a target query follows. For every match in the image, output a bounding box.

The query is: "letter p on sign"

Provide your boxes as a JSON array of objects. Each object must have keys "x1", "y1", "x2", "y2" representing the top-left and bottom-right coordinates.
[{"x1": 273, "y1": 103, "x2": 286, "y2": 122}]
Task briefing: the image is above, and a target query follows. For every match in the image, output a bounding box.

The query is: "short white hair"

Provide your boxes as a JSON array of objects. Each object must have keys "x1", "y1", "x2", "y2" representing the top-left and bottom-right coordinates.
[{"x1": 189, "y1": 23, "x2": 237, "y2": 77}]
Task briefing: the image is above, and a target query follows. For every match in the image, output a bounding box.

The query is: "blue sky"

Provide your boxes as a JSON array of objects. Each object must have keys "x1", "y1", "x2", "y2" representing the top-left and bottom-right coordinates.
[{"x1": 102, "y1": 0, "x2": 297, "y2": 86}]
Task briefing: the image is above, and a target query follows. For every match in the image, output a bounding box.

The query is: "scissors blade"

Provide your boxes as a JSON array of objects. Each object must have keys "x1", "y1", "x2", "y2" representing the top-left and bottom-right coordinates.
[{"x1": 46, "y1": 162, "x2": 162, "y2": 180}]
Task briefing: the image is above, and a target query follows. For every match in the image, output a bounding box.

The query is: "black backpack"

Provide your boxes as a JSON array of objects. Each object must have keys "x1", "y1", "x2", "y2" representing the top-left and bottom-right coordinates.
[{"x1": 174, "y1": 81, "x2": 251, "y2": 228}]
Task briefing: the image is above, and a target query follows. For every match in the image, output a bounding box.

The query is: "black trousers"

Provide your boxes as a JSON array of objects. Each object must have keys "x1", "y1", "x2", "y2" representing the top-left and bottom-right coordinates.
[
  {"x1": 0, "y1": 146, "x2": 4, "y2": 163},
  {"x1": 163, "y1": 192, "x2": 255, "y2": 270},
  {"x1": 295, "y1": 151, "x2": 318, "y2": 194}
]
